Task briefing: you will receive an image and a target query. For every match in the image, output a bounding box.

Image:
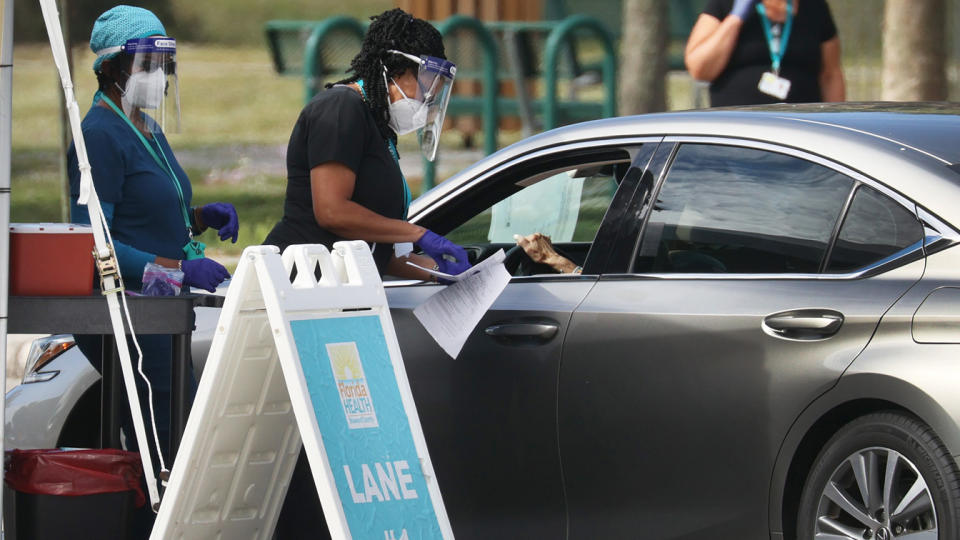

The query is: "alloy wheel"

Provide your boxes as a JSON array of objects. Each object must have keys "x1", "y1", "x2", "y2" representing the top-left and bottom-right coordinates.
[{"x1": 813, "y1": 446, "x2": 937, "y2": 539}]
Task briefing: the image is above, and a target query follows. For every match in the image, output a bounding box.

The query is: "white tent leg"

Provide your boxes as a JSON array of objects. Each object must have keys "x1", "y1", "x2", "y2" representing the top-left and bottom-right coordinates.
[{"x1": 0, "y1": 0, "x2": 14, "y2": 534}]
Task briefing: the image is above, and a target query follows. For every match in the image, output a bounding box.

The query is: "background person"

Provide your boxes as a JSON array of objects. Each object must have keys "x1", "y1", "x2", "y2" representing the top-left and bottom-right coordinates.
[
  {"x1": 684, "y1": 0, "x2": 845, "y2": 106},
  {"x1": 66, "y1": 8, "x2": 237, "y2": 526},
  {"x1": 263, "y1": 8, "x2": 470, "y2": 282}
]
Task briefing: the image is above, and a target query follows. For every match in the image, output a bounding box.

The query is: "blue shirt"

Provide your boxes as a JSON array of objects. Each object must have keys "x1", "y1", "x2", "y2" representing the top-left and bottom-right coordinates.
[{"x1": 67, "y1": 103, "x2": 192, "y2": 289}]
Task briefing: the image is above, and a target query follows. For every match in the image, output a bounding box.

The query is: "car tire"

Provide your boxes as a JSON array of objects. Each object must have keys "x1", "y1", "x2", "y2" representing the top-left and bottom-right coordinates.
[{"x1": 797, "y1": 411, "x2": 960, "y2": 539}]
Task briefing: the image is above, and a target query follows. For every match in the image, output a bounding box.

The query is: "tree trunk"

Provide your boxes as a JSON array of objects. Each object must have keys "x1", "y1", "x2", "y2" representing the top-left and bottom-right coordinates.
[
  {"x1": 618, "y1": 0, "x2": 669, "y2": 114},
  {"x1": 882, "y1": 0, "x2": 947, "y2": 101}
]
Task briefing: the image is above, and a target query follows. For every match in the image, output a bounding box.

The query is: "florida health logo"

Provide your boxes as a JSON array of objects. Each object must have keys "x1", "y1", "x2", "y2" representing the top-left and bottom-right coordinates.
[{"x1": 327, "y1": 342, "x2": 379, "y2": 429}]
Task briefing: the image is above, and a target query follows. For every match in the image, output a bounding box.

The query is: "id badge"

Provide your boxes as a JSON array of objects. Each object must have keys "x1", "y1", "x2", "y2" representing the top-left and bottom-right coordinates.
[
  {"x1": 758, "y1": 72, "x2": 791, "y2": 100},
  {"x1": 394, "y1": 242, "x2": 413, "y2": 258},
  {"x1": 183, "y1": 240, "x2": 206, "y2": 260}
]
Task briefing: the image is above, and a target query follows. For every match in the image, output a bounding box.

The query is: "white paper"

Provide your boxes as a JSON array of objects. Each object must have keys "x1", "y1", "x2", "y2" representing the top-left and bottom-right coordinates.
[
  {"x1": 406, "y1": 248, "x2": 506, "y2": 282},
  {"x1": 394, "y1": 242, "x2": 413, "y2": 258},
  {"x1": 413, "y1": 255, "x2": 511, "y2": 359}
]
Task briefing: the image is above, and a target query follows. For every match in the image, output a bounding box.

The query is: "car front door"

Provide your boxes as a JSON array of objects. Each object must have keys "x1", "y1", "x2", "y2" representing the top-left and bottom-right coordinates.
[
  {"x1": 557, "y1": 141, "x2": 927, "y2": 538},
  {"x1": 386, "y1": 139, "x2": 659, "y2": 539}
]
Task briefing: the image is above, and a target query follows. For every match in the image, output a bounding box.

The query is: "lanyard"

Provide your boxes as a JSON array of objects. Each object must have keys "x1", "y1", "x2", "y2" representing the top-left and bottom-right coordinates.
[
  {"x1": 100, "y1": 93, "x2": 194, "y2": 237},
  {"x1": 356, "y1": 79, "x2": 412, "y2": 219},
  {"x1": 756, "y1": 1, "x2": 794, "y2": 75}
]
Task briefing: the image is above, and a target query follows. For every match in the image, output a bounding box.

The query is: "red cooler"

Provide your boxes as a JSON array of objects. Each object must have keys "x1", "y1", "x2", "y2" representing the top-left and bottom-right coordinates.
[{"x1": 9, "y1": 223, "x2": 96, "y2": 296}]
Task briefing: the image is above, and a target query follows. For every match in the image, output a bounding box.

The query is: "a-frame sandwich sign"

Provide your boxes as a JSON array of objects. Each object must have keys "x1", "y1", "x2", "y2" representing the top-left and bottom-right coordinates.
[{"x1": 151, "y1": 242, "x2": 453, "y2": 539}]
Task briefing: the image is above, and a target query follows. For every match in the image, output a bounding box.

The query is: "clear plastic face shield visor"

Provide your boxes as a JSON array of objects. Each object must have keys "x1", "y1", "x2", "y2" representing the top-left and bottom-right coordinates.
[
  {"x1": 100, "y1": 36, "x2": 180, "y2": 132},
  {"x1": 390, "y1": 50, "x2": 456, "y2": 161}
]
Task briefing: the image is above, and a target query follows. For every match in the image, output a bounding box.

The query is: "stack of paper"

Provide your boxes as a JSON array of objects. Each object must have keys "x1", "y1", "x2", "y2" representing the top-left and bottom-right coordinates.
[{"x1": 407, "y1": 250, "x2": 511, "y2": 358}]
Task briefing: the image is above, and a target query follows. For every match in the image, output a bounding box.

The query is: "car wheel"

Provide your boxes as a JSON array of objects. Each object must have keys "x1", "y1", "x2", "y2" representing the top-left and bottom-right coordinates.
[{"x1": 798, "y1": 412, "x2": 960, "y2": 539}]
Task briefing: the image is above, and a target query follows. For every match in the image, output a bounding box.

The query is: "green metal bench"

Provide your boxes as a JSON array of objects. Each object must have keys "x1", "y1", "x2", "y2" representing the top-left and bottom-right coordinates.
[
  {"x1": 264, "y1": 16, "x2": 366, "y2": 104},
  {"x1": 544, "y1": 0, "x2": 708, "y2": 71},
  {"x1": 263, "y1": 2, "x2": 706, "y2": 188},
  {"x1": 264, "y1": 14, "x2": 617, "y2": 189}
]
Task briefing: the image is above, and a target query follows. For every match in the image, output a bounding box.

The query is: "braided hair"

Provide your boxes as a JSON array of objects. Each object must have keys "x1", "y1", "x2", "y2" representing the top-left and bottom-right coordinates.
[{"x1": 329, "y1": 8, "x2": 446, "y2": 138}]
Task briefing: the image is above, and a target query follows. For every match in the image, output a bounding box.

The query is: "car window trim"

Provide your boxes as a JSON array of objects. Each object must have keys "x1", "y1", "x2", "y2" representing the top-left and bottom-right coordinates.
[
  {"x1": 410, "y1": 137, "x2": 663, "y2": 226},
  {"x1": 620, "y1": 136, "x2": 944, "y2": 279},
  {"x1": 585, "y1": 142, "x2": 662, "y2": 274},
  {"x1": 405, "y1": 136, "x2": 664, "y2": 282},
  {"x1": 819, "y1": 183, "x2": 860, "y2": 273},
  {"x1": 625, "y1": 142, "x2": 679, "y2": 271},
  {"x1": 918, "y1": 207, "x2": 960, "y2": 257}
]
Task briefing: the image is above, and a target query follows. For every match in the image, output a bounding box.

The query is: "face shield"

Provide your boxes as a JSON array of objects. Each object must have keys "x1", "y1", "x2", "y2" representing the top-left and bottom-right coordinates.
[
  {"x1": 119, "y1": 36, "x2": 180, "y2": 132},
  {"x1": 389, "y1": 50, "x2": 456, "y2": 161}
]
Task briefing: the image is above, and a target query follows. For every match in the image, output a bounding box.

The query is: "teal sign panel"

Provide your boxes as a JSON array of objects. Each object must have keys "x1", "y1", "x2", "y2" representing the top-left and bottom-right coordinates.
[{"x1": 291, "y1": 315, "x2": 443, "y2": 540}]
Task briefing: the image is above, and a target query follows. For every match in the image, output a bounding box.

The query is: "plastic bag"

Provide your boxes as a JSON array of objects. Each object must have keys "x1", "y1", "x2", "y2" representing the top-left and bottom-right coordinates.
[
  {"x1": 141, "y1": 261, "x2": 184, "y2": 296},
  {"x1": 5, "y1": 448, "x2": 145, "y2": 507}
]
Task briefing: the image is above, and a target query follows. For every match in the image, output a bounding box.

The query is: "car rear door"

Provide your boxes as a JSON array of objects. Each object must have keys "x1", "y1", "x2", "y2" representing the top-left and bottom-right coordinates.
[
  {"x1": 386, "y1": 139, "x2": 659, "y2": 539},
  {"x1": 557, "y1": 140, "x2": 927, "y2": 538}
]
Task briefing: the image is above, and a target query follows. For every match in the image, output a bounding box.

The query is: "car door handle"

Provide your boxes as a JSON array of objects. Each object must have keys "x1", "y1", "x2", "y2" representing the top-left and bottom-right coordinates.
[
  {"x1": 484, "y1": 321, "x2": 559, "y2": 344},
  {"x1": 762, "y1": 309, "x2": 844, "y2": 340}
]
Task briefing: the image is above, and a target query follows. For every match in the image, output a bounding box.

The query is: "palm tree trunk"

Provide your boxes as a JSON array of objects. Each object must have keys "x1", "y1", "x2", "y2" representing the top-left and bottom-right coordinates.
[
  {"x1": 618, "y1": 0, "x2": 668, "y2": 114},
  {"x1": 882, "y1": 0, "x2": 947, "y2": 100}
]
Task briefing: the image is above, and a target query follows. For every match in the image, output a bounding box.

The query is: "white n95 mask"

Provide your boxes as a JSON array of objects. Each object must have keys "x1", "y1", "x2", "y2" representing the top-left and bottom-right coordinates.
[
  {"x1": 123, "y1": 69, "x2": 166, "y2": 110},
  {"x1": 387, "y1": 78, "x2": 428, "y2": 135}
]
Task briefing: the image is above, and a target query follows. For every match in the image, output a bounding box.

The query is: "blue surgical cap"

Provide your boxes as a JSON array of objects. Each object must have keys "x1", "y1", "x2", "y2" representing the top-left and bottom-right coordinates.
[{"x1": 90, "y1": 5, "x2": 166, "y2": 73}]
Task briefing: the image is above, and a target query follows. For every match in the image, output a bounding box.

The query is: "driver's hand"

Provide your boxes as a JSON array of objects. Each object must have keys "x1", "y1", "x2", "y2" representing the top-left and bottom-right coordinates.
[
  {"x1": 514, "y1": 233, "x2": 559, "y2": 265},
  {"x1": 514, "y1": 233, "x2": 581, "y2": 274}
]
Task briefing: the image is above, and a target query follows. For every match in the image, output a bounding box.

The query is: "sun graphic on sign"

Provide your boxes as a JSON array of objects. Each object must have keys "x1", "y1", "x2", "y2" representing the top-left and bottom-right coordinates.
[{"x1": 328, "y1": 342, "x2": 362, "y2": 380}]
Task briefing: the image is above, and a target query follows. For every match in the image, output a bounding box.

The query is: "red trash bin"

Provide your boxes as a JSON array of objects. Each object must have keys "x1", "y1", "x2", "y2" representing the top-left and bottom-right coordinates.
[{"x1": 4, "y1": 448, "x2": 144, "y2": 539}]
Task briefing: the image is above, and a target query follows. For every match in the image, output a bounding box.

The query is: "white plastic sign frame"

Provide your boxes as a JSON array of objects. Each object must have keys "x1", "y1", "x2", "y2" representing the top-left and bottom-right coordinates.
[{"x1": 152, "y1": 242, "x2": 453, "y2": 539}]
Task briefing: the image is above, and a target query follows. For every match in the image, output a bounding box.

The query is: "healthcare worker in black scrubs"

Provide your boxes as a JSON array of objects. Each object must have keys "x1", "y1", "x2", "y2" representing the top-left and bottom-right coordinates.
[
  {"x1": 684, "y1": 0, "x2": 845, "y2": 106},
  {"x1": 265, "y1": 8, "x2": 469, "y2": 281},
  {"x1": 268, "y1": 9, "x2": 469, "y2": 537}
]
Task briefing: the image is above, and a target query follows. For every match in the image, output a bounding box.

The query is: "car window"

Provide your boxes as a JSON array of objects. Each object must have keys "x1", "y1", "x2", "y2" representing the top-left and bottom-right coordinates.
[
  {"x1": 446, "y1": 165, "x2": 621, "y2": 246},
  {"x1": 825, "y1": 185, "x2": 924, "y2": 273},
  {"x1": 634, "y1": 144, "x2": 854, "y2": 274}
]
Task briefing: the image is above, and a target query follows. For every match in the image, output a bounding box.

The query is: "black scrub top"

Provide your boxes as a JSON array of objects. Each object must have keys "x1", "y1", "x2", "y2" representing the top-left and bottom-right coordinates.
[
  {"x1": 703, "y1": 0, "x2": 838, "y2": 106},
  {"x1": 264, "y1": 85, "x2": 405, "y2": 273}
]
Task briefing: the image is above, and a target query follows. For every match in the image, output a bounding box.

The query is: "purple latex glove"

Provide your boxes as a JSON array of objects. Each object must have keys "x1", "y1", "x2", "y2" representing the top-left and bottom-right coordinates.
[
  {"x1": 417, "y1": 230, "x2": 471, "y2": 274},
  {"x1": 731, "y1": 0, "x2": 757, "y2": 20},
  {"x1": 437, "y1": 257, "x2": 472, "y2": 282},
  {"x1": 182, "y1": 258, "x2": 230, "y2": 293},
  {"x1": 200, "y1": 202, "x2": 239, "y2": 243}
]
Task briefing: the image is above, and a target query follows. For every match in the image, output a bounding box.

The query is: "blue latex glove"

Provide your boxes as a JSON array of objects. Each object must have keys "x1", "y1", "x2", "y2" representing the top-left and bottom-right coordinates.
[
  {"x1": 200, "y1": 202, "x2": 239, "y2": 243},
  {"x1": 417, "y1": 230, "x2": 471, "y2": 276},
  {"x1": 182, "y1": 258, "x2": 230, "y2": 293},
  {"x1": 731, "y1": 0, "x2": 756, "y2": 20}
]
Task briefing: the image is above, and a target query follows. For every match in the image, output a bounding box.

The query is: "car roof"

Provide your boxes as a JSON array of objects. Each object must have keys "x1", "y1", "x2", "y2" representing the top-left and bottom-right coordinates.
[
  {"x1": 714, "y1": 102, "x2": 960, "y2": 164},
  {"x1": 413, "y1": 102, "x2": 960, "y2": 227}
]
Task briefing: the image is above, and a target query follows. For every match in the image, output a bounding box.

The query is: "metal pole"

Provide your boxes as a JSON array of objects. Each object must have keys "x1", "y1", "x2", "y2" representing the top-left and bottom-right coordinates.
[
  {"x1": 432, "y1": 15, "x2": 499, "y2": 190},
  {"x1": 0, "y1": 0, "x2": 13, "y2": 534},
  {"x1": 57, "y1": 0, "x2": 70, "y2": 222},
  {"x1": 543, "y1": 15, "x2": 617, "y2": 130}
]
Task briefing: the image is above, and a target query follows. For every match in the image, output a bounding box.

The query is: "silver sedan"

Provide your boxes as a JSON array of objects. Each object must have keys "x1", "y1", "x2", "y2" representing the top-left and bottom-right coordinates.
[{"x1": 9, "y1": 103, "x2": 960, "y2": 539}]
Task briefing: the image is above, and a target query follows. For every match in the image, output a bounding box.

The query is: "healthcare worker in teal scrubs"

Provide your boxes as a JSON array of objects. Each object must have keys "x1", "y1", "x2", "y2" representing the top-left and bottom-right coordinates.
[
  {"x1": 66, "y1": 3, "x2": 237, "y2": 479},
  {"x1": 66, "y1": 6, "x2": 241, "y2": 537}
]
